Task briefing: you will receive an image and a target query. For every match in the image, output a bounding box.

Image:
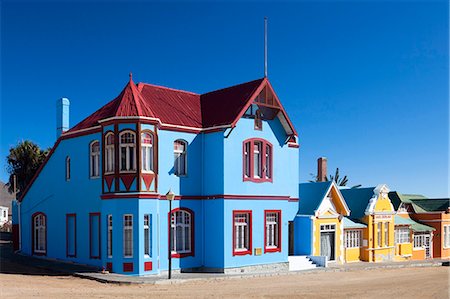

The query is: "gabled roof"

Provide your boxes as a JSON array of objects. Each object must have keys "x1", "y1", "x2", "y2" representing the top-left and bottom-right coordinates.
[
  {"x1": 394, "y1": 215, "x2": 435, "y2": 232},
  {"x1": 411, "y1": 199, "x2": 450, "y2": 213},
  {"x1": 340, "y1": 187, "x2": 376, "y2": 219},
  {"x1": 65, "y1": 76, "x2": 297, "y2": 136},
  {"x1": 388, "y1": 191, "x2": 427, "y2": 210},
  {"x1": 298, "y1": 181, "x2": 350, "y2": 216}
]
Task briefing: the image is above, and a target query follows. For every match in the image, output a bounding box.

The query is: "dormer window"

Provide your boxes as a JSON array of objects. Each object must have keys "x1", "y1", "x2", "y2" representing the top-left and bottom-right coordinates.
[
  {"x1": 141, "y1": 131, "x2": 154, "y2": 173},
  {"x1": 119, "y1": 131, "x2": 136, "y2": 172},
  {"x1": 105, "y1": 133, "x2": 115, "y2": 174},
  {"x1": 90, "y1": 141, "x2": 100, "y2": 178}
]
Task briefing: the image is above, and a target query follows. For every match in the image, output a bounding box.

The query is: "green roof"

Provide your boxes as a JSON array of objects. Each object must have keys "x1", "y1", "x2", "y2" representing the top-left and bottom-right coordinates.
[
  {"x1": 394, "y1": 215, "x2": 435, "y2": 232},
  {"x1": 389, "y1": 191, "x2": 428, "y2": 210},
  {"x1": 411, "y1": 199, "x2": 450, "y2": 213},
  {"x1": 298, "y1": 182, "x2": 333, "y2": 215},
  {"x1": 343, "y1": 217, "x2": 367, "y2": 229},
  {"x1": 340, "y1": 187, "x2": 375, "y2": 219}
]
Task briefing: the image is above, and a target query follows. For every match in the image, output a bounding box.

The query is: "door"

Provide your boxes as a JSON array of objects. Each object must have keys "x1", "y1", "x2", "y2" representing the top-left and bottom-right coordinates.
[
  {"x1": 320, "y1": 232, "x2": 335, "y2": 261},
  {"x1": 288, "y1": 221, "x2": 294, "y2": 256},
  {"x1": 424, "y1": 234, "x2": 432, "y2": 259}
]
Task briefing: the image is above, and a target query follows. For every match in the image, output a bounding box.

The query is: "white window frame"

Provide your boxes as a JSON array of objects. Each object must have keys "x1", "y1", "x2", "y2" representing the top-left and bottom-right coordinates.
[
  {"x1": 170, "y1": 210, "x2": 192, "y2": 255},
  {"x1": 105, "y1": 133, "x2": 115, "y2": 174},
  {"x1": 444, "y1": 225, "x2": 450, "y2": 248},
  {"x1": 34, "y1": 214, "x2": 46, "y2": 253},
  {"x1": 377, "y1": 222, "x2": 382, "y2": 248},
  {"x1": 244, "y1": 142, "x2": 250, "y2": 178},
  {"x1": 144, "y1": 214, "x2": 151, "y2": 257},
  {"x1": 90, "y1": 140, "x2": 100, "y2": 178},
  {"x1": 65, "y1": 156, "x2": 70, "y2": 181},
  {"x1": 265, "y1": 144, "x2": 271, "y2": 179},
  {"x1": 253, "y1": 142, "x2": 262, "y2": 178},
  {"x1": 119, "y1": 131, "x2": 136, "y2": 172},
  {"x1": 414, "y1": 233, "x2": 426, "y2": 249},
  {"x1": 123, "y1": 214, "x2": 133, "y2": 258},
  {"x1": 107, "y1": 215, "x2": 113, "y2": 258},
  {"x1": 174, "y1": 140, "x2": 187, "y2": 176},
  {"x1": 394, "y1": 227, "x2": 410, "y2": 244},
  {"x1": 234, "y1": 212, "x2": 250, "y2": 252},
  {"x1": 384, "y1": 222, "x2": 389, "y2": 247},
  {"x1": 265, "y1": 211, "x2": 280, "y2": 250},
  {"x1": 141, "y1": 132, "x2": 154, "y2": 173},
  {"x1": 345, "y1": 230, "x2": 362, "y2": 248}
]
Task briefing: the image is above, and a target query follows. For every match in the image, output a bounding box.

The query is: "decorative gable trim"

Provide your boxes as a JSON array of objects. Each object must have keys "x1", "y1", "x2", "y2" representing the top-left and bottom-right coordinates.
[
  {"x1": 365, "y1": 184, "x2": 395, "y2": 215},
  {"x1": 314, "y1": 182, "x2": 350, "y2": 217}
]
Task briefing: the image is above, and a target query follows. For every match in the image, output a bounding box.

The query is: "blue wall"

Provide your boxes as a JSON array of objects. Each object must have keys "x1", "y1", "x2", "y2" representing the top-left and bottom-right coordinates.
[{"x1": 294, "y1": 215, "x2": 313, "y2": 255}]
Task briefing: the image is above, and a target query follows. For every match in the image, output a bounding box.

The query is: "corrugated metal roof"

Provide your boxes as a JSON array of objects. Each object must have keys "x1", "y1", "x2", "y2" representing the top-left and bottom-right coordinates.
[
  {"x1": 394, "y1": 215, "x2": 435, "y2": 232},
  {"x1": 298, "y1": 182, "x2": 333, "y2": 215},
  {"x1": 342, "y1": 217, "x2": 367, "y2": 229}
]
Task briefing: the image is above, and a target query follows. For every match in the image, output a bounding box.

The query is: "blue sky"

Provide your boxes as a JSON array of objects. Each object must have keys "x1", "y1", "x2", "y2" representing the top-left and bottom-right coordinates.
[{"x1": 1, "y1": 1, "x2": 448, "y2": 197}]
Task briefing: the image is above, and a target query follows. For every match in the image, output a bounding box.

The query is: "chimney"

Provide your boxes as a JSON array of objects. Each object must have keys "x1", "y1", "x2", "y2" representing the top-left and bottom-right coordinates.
[
  {"x1": 56, "y1": 97, "x2": 70, "y2": 138},
  {"x1": 317, "y1": 157, "x2": 327, "y2": 182}
]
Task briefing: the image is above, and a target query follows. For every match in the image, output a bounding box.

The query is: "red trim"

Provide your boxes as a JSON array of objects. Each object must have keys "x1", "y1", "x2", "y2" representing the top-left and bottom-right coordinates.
[
  {"x1": 104, "y1": 175, "x2": 114, "y2": 191},
  {"x1": 232, "y1": 210, "x2": 252, "y2": 256},
  {"x1": 264, "y1": 210, "x2": 281, "y2": 253},
  {"x1": 243, "y1": 138, "x2": 273, "y2": 183},
  {"x1": 106, "y1": 262, "x2": 113, "y2": 272},
  {"x1": 123, "y1": 262, "x2": 134, "y2": 272},
  {"x1": 168, "y1": 207, "x2": 195, "y2": 258},
  {"x1": 288, "y1": 143, "x2": 300, "y2": 148},
  {"x1": 61, "y1": 127, "x2": 102, "y2": 140},
  {"x1": 89, "y1": 212, "x2": 101, "y2": 259},
  {"x1": 120, "y1": 174, "x2": 136, "y2": 191},
  {"x1": 66, "y1": 213, "x2": 77, "y2": 258},
  {"x1": 101, "y1": 193, "x2": 298, "y2": 201},
  {"x1": 144, "y1": 261, "x2": 153, "y2": 271},
  {"x1": 265, "y1": 80, "x2": 298, "y2": 136},
  {"x1": 31, "y1": 212, "x2": 47, "y2": 256}
]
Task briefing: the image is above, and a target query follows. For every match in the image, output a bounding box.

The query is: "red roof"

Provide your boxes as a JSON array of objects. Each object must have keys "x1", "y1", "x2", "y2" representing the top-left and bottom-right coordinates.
[{"x1": 66, "y1": 76, "x2": 295, "y2": 134}]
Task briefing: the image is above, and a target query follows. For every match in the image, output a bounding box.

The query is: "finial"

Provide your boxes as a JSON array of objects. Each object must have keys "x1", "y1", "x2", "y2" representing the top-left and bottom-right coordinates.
[{"x1": 129, "y1": 72, "x2": 133, "y2": 80}]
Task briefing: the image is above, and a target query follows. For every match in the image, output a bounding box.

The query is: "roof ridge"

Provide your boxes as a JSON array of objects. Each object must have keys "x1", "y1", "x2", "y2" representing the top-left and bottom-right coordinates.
[
  {"x1": 139, "y1": 82, "x2": 199, "y2": 96},
  {"x1": 201, "y1": 78, "x2": 265, "y2": 96}
]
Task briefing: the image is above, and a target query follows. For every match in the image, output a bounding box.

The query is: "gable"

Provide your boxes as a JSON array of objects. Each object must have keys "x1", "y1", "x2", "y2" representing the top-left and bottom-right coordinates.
[
  {"x1": 299, "y1": 181, "x2": 350, "y2": 217},
  {"x1": 365, "y1": 184, "x2": 395, "y2": 214}
]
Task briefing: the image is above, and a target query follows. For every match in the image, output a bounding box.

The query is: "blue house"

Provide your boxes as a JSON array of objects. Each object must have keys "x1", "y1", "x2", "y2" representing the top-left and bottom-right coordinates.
[{"x1": 13, "y1": 75, "x2": 300, "y2": 275}]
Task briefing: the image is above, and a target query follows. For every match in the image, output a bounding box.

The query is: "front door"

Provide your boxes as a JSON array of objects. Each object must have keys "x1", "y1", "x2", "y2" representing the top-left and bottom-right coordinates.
[
  {"x1": 424, "y1": 235, "x2": 432, "y2": 259},
  {"x1": 320, "y1": 232, "x2": 335, "y2": 261}
]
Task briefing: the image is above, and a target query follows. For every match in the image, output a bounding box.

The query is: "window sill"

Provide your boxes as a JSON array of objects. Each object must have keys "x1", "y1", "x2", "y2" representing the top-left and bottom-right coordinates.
[
  {"x1": 243, "y1": 177, "x2": 273, "y2": 183},
  {"x1": 90, "y1": 176, "x2": 100, "y2": 180},
  {"x1": 105, "y1": 172, "x2": 115, "y2": 175},
  {"x1": 123, "y1": 256, "x2": 133, "y2": 259},
  {"x1": 264, "y1": 247, "x2": 281, "y2": 253},
  {"x1": 120, "y1": 171, "x2": 137, "y2": 174},
  {"x1": 171, "y1": 252, "x2": 193, "y2": 258},
  {"x1": 233, "y1": 249, "x2": 252, "y2": 256}
]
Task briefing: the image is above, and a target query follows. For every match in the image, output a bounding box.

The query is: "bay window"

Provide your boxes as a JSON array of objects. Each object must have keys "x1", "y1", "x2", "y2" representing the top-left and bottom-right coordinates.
[
  {"x1": 119, "y1": 131, "x2": 136, "y2": 172},
  {"x1": 105, "y1": 133, "x2": 115, "y2": 174},
  {"x1": 141, "y1": 132, "x2": 154, "y2": 173}
]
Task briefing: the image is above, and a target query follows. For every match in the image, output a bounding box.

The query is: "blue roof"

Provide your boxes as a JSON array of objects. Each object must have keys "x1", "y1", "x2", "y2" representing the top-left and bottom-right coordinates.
[
  {"x1": 298, "y1": 181, "x2": 333, "y2": 215},
  {"x1": 343, "y1": 217, "x2": 367, "y2": 229},
  {"x1": 339, "y1": 187, "x2": 375, "y2": 219}
]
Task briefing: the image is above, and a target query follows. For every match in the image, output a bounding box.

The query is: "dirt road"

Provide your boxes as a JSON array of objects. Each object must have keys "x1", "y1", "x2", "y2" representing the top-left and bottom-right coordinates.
[{"x1": 0, "y1": 266, "x2": 448, "y2": 298}]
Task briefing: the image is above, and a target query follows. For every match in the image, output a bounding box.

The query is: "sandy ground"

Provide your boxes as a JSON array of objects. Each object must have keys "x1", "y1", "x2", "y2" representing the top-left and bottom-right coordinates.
[{"x1": 0, "y1": 266, "x2": 448, "y2": 299}]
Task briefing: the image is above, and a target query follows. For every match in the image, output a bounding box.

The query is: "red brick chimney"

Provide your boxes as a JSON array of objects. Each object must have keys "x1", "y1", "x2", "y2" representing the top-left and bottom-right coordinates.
[{"x1": 317, "y1": 157, "x2": 327, "y2": 182}]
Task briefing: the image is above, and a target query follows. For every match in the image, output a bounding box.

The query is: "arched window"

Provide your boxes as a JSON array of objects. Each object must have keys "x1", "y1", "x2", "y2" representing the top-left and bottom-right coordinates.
[
  {"x1": 65, "y1": 156, "x2": 70, "y2": 181},
  {"x1": 105, "y1": 133, "x2": 115, "y2": 174},
  {"x1": 174, "y1": 140, "x2": 187, "y2": 176},
  {"x1": 90, "y1": 141, "x2": 100, "y2": 178},
  {"x1": 170, "y1": 208, "x2": 193, "y2": 257},
  {"x1": 119, "y1": 131, "x2": 136, "y2": 172},
  {"x1": 33, "y1": 213, "x2": 46, "y2": 255},
  {"x1": 141, "y1": 131, "x2": 154, "y2": 173},
  {"x1": 254, "y1": 109, "x2": 262, "y2": 130},
  {"x1": 243, "y1": 139, "x2": 273, "y2": 182}
]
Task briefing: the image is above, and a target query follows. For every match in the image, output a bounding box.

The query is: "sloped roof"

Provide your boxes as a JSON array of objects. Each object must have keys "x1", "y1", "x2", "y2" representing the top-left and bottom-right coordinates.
[
  {"x1": 389, "y1": 191, "x2": 428, "y2": 210},
  {"x1": 343, "y1": 217, "x2": 367, "y2": 229},
  {"x1": 411, "y1": 199, "x2": 450, "y2": 213},
  {"x1": 394, "y1": 215, "x2": 435, "y2": 232},
  {"x1": 65, "y1": 76, "x2": 295, "y2": 135},
  {"x1": 298, "y1": 181, "x2": 333, "y2": 215},
  {"x1": 340, "y1": 187, "x2": 375, "y2": 219}
]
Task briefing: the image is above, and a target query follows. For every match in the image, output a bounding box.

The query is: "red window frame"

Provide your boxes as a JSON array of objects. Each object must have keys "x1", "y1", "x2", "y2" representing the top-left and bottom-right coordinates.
[
  {"x1": 31, "y1": 212, "x2": 47, "y2": 256},
  {"x1": 66, "y1": 213, "x2": 77, "y2": 258},
  {"x1": 243, "y1": 138, "x2": 273, "y2": 183},
  {"x1": 254, "y1": 110, "x2": 263, "y2": 130},
  {"x1": 232, "y1": 210, "x2": 252, "y2": 256},
  {"x1": 264, "y1": 210, "x2": 281, "y2": 253},
  {"x1": 168, "y1": 207, "x2": 195, "y2": 258}
]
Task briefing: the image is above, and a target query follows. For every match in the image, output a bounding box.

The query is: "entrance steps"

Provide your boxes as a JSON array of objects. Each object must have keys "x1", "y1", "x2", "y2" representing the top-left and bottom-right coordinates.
[{"x1": 288, "y1": 256, "x2": 318, "y2": 271}]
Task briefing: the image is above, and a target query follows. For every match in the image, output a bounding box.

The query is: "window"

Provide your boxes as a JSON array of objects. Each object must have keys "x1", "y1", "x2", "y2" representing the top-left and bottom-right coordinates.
[
  {"x1": 414, "y1": 233, "x2": 427, "y2": 248},
  {"x1": 445, "y1": 225, "x2": 450, "y2": 248},
  {"x1": 119, "y1": 131, "x2": 136, "y2": 172},
  {"x1": 345, "y1": 230, "x2": 361, "y2": 248},
  {"x1": 66, "y1": 214, "x2": 76, "y2": 257},
  {"x1": 32, "y1": 213, "x2": 46, "y2": 255},
  {"x1": 90, "y1": 141, "x2": 100, "y2": 178},
  {"x1": 65, "y1": 156, "x2": 70, "y2": 181},
  {"x1": 107, "y1": 215, "x2": 113, "y2": 258},
  {"x1": 384, "y1": 222, "x2": 389, "y2": 246},
  {"x1": 265, "y1": 210, "x2": 281, "y2": 253},
  {"x1": 105, "y1": 133, "x2": 115, "y2": 174},
  {"x1": 254, "y1": 109, "x2": 262, "y2": 130},
  {"x1": 233, "y1": 211, "x2": 252, "y2": 255},
  {"x1": 89, "y1": 213, "x2": 100, "y2": 259},
  {"x1": 174, "y1": 140, "x2": 187, "y2": 176},
  {"x1": 123, "y1": 214, "x2": 133, "y2": 257},
  {"x1": 3, "y1": 210, "x2": 6, "y2": 218},
  {"x1": 141, "y1": 132, "x2": 154, "y2": 173},
  {"x1": 170, "y1": 209, "x2": 193, "y2": 257},
  {"x1": 243, "y1": 139, "x2": 273, "y2": 182},
  {"x1": 395, "y1": 227, "x2": 410, "y2": 244},
  {"x1": 377, "y1": 222, "x2": 382, "y2": 248},
  {"x1": 144, "y1": 214, "x2": 151, "y2": 257}
]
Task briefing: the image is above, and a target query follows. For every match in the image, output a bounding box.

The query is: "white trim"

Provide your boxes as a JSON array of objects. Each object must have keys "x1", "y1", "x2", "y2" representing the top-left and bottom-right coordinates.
[
  {"x1": 314, "y1": 182, "x2": 350, "y2": 217},
  {"x1": 107, "y1": 214, "x2": 113, "y2": 258},
  {"x1": 61, "y1": 125, "x2": 102, "y2": 136},
  {"x1": 365, "y1": 184, "x2": 395, "y2": 215},
  {"x1": 89, "y1": 140, "x2": 100, "y2": 178}
]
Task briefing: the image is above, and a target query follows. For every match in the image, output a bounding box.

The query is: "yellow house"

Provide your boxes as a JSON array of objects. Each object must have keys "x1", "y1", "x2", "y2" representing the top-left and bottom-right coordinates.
[
  {"x1": 340, "y1": 185, "x2": 396, "y2": 262},
  {"x1": 294, "y1": 181, "x2": 350, "y2": 264},
  {"x1": 343, "y1": 217, "x2": 367, "y2": 262}
]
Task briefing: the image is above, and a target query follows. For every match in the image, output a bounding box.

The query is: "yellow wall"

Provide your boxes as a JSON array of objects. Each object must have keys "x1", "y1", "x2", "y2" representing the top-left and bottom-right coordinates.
[
  {"x1": 394, "y1": 243, "x2": 413, "y2": 261},
  {"x1": 344, "y1": 247, "x2": 361, "y2": 262},
  {"x1": 313, "y1": 217, "x2": 344, "y2": 263}
]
